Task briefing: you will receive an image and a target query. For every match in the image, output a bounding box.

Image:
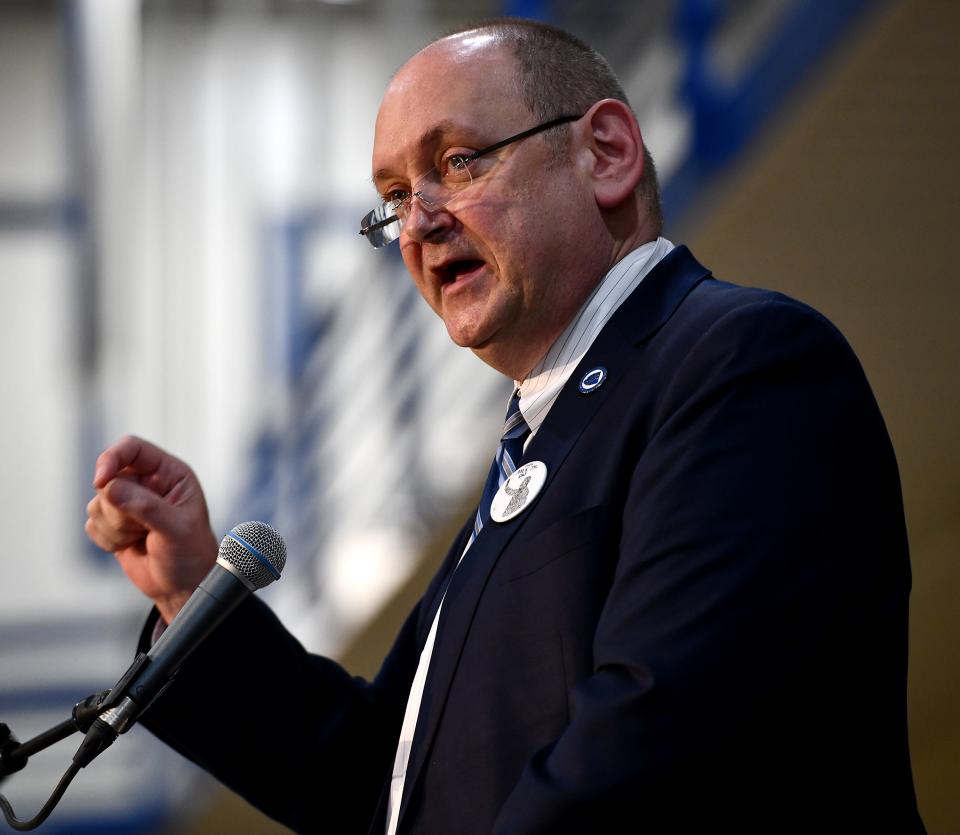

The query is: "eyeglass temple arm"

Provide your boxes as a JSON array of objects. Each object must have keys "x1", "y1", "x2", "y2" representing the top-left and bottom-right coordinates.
[
  {"x1": 463, "y1": 114, "x2": 582, "y2": 162},
  {"x1": 359, "y1": 213, "x2": 399, "y2": 236}
]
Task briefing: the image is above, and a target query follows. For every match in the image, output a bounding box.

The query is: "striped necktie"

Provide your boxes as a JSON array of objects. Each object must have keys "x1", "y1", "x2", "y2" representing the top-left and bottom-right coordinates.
[{"x1": 470, "y1": 391, "x2": 530, "y2": 545}]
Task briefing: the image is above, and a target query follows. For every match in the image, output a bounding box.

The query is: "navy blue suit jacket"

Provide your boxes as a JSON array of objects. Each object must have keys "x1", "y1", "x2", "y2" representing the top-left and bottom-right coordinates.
[{"x1": 140, "y1": 246, "x2": 924, "y2": 833}]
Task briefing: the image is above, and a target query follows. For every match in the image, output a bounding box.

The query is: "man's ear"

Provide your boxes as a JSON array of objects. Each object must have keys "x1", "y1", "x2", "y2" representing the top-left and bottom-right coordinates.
[{"x1": 578, "y1": 99, "x2": 645, "y2": 209}]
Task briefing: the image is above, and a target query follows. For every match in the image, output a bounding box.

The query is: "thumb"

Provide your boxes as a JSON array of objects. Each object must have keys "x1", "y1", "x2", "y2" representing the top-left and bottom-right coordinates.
[{"x1": 105, "y1": 475, "x2": 179, "y2": 534}]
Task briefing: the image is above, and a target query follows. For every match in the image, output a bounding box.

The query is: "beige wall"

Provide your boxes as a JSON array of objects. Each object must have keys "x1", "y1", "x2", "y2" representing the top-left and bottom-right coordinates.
[{"x1": 684, "y1": 1, "x2": 959, "y2": 831}]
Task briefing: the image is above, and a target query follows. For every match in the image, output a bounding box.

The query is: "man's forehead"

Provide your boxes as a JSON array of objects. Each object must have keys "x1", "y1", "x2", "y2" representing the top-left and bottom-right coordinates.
[
  {"x1": 377, "y1": 34, "x2": 517, "y2": 125},
  {"x1": 372, "y1": 34, "x2": 521, "y2": 168}
]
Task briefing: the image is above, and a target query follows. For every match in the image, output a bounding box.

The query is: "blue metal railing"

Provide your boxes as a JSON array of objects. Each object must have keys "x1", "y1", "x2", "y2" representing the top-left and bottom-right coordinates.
[{"x1": 664, "y1": 0, "x2": 884, "y2": 219}]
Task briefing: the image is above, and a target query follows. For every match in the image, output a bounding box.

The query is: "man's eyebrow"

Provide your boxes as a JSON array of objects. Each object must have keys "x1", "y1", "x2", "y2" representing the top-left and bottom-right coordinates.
[{"x1": 371, "y1": 120, "x2": 469, "y2": 186}]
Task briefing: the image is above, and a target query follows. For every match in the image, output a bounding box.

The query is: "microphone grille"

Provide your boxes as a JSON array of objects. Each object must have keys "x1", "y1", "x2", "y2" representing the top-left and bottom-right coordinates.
[{"x1": 218, "y1": 521, "x2": 287, "y2": 590}]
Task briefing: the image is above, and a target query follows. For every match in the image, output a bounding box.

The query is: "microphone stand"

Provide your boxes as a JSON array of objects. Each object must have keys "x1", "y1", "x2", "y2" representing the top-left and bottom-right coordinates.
[
  {"x1": 0, "y1": 653, "x2": 156, "y2": 830},
  {"x1": 0, "y1": 652, "x2": 154, "y2": 830},
  {"x1": 0, "y1": 690, "x2": 111, "y2": 785},
  {"x1": 0, "y1": 691, "x2": 112, "y2": 831}
]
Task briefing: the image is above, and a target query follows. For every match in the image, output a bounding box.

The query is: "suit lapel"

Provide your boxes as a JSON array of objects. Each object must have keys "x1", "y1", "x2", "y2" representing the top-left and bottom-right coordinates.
[{"x1": 395, "y1": 246, "x2": 711, "y2": 831}]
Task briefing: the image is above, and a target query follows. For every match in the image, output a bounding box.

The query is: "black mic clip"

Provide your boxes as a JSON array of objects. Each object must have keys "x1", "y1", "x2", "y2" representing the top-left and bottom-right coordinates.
[
  {"x1": 71, "y1": 689, "x2": 112, "y2": 732},
  {"x1": 96, "y1": 651, "x2": 151, "y2": 714},
  {"x1": 71, "y1": 652, "x2": 155, "y2": 769}
]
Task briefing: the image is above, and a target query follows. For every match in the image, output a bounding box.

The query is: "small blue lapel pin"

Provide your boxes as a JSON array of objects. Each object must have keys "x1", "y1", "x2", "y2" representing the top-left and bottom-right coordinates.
[{"x1": 578, "y1": 366, "x2": 607, "y2": 394}]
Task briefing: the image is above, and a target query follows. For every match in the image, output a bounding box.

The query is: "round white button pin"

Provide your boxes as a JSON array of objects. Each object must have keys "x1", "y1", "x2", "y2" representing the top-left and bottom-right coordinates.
[{"x1": 491, "y1": 461, "x2": 548, "y2": 523}]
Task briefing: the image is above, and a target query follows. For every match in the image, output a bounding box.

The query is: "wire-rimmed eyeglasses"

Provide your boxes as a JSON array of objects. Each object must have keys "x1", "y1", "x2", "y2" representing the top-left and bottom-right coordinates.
[{"x1": 359, "y1": 113, "x2": 582, "y2": 249}]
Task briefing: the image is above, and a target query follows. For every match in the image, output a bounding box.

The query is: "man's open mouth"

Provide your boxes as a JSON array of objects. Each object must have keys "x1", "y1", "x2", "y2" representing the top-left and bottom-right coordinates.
[{"x1": 440, "y1": 259, "x2": 486, "y2": 284}]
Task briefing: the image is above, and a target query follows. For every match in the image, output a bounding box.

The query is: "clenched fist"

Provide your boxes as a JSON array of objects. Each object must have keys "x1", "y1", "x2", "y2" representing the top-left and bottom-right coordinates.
[{"x1": 86, "y1": 435, "x2": 219, "y2": 624}]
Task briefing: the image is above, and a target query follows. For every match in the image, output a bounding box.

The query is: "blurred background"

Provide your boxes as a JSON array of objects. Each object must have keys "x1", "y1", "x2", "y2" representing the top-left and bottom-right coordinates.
[{"x1": 0, "y1": 0, "x2": 956, "y2": 831}]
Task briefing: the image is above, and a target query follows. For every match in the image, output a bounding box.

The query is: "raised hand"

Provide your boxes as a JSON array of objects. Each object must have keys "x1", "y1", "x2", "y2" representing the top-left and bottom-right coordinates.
[{"x1": 85, "y1": 435, "x2": 219, "y2": 623}]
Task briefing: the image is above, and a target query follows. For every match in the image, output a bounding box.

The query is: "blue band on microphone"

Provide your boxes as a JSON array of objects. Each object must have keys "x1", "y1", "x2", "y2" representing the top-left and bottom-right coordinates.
[{"x1": 225, "y1": 530, "x2": 282, "y2": 580}]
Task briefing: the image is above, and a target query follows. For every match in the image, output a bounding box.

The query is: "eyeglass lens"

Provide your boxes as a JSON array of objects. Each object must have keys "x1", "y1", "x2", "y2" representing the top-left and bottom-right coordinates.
[
  {"x1": 360, "y1": 160, "x2": 474, "y2": 248},
  {"x1": 360, "y1": 113, "x2": 581, "y2": 249}
]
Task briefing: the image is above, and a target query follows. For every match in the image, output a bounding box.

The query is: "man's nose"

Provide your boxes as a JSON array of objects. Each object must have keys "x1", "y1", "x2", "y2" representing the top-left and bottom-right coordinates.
[{"x1": 403, "y1": 193, "x2": 454, "y2": 243}]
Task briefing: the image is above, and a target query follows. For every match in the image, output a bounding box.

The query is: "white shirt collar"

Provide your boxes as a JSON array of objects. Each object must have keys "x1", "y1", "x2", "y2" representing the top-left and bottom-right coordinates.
[{"x1": 517, "y1": 237, "x2": 674, "y2": 436}]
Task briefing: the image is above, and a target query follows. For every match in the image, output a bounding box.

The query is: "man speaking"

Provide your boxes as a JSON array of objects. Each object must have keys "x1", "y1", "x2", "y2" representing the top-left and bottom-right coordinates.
[{"x1": 85, "y1": 18, "x2": 924, "y2": 834}]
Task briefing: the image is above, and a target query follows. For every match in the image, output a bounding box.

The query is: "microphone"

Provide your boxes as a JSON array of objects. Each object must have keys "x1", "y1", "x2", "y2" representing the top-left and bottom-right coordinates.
[{"x1": 73, "y1": 521, "x2": 286, "y2": 767}]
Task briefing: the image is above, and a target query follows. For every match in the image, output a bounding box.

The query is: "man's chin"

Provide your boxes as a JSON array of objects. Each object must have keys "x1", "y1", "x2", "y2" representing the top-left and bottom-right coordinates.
[
  {"x1": 442, "y1": 315, "x2": 499, "y2": 350},
  {"x1": 445, "y1": 326, "x2": 493, "y2": 351}
]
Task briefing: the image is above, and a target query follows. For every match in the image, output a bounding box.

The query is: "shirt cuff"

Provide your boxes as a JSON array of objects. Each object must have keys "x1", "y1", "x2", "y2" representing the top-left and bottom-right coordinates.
[{"x1": 150, "y1": 615, "x2": 168, "y2": 645}]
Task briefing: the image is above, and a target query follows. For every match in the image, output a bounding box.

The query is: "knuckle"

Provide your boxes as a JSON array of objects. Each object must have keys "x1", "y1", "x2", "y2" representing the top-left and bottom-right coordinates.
[
  {"x1": 85, "y1": 519, "x2": 111, "y2": 551},
  {"x1": 112, "y1": 434, "x2": 142, "y2": 462}
]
